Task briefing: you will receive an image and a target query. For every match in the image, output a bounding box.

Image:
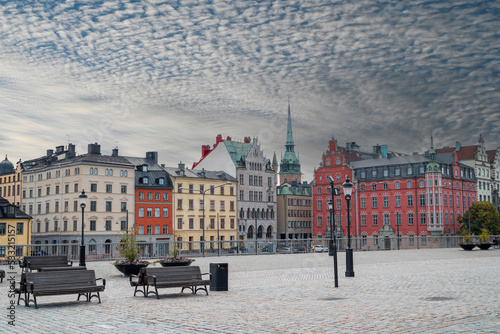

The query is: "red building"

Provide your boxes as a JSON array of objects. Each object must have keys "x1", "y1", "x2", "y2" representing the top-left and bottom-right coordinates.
[
  {"x1": 313, "y1": 138, "x2": 476, "y2": 250},
  {"x1": 126, "y1": 153, "x2": 173, "y2": 241}
]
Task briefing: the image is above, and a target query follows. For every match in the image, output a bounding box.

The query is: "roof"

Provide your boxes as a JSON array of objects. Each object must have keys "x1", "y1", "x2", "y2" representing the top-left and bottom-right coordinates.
[
  {"x1": 437, "y1": 145, "x2": 477, "y2": 161},
  {"x1": 223, "y1": 140, "x2": 252, "y2": 166},
  {"x1": 163, "y1": 166, "x2": 236, "y2": 182},
  {"x1": 23, "y1": 153, "x2": 133, "y2": 172},
  {"x1": 0, "y1": 197, "x2": 31, "y2": 219},
  {"x1": 124, "y1": 157, "x2": 165, "y2": 171},
  {"x1": 350, "y1": 154, "x2": 429, "y2": 168},
  {"x1": 0, "y1": 155, "x2": 14, "y2": 175},
  {"x1": 487, "y1": 150, "x2": 498, "y2": 163}
]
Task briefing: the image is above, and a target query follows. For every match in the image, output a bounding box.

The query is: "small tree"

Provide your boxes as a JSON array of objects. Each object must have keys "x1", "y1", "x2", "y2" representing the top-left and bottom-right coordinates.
[
  {"x1": 458, "y1": 201, "x2": 500, "y2": 235},
  {"x1": 115, "y1": 228, "x2": 140, "y2": 263}
]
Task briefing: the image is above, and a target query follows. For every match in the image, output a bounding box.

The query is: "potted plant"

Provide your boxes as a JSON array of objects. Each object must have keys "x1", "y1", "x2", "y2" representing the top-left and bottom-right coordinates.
[
  {"x1": 459, "y1": 233, "x2": 476, "y2": 251},
  {"x1": 157, "y1": 244, "x2": 195, "y2": 267},
  {"x1": 112, "y1": 228, "x2": 150, "y2": 275},
  {"x1": 476, "y1": 229, "x2": 492, "y2": 250}
]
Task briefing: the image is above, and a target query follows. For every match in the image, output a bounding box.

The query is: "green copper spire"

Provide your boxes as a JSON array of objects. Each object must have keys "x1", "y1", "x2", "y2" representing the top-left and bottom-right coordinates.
[
  {"x1": 280, "y1": 102, "x2": 301, "y2": 179},
  {"x1": 426, "y1": 133, "x2": 439, "y2": 173}
]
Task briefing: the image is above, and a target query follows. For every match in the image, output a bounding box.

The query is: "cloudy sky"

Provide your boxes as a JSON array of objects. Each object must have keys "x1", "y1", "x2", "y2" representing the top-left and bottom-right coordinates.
[{"x1": 1, "y1": 0, "x2": 498, "y2": 182}]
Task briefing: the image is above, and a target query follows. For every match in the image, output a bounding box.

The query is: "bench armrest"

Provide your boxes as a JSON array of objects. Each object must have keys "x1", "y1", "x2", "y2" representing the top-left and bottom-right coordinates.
[
  {"x1": 29, "y1": 281, "x2": 34, "y2": 293},
  {"x1": 201, "y1": 272, "x2": 212, "y2": 279},
  {"x1": 129, "y1": 274, "x2": 139, "y2": 285},
  {"x1": 96, "y1": 277, "x2": 106, "y2": 287}
]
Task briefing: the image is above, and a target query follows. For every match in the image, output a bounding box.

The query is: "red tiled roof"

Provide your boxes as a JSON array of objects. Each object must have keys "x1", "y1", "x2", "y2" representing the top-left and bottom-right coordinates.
[
  {"x1": 487, "y1": 150, "x2": 497, "y2": 163},
  {"x1": 437, "y1": 145, "x2": 477, "y2": 161}
]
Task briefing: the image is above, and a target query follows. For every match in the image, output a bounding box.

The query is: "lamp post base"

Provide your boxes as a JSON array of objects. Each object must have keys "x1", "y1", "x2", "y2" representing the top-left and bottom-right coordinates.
[
  {"x1": 345, "y1": 248, "x2": 354, "y2": 277},
  {"x1": 79, "y1": 245, "x2": 86, "y2": 267}
]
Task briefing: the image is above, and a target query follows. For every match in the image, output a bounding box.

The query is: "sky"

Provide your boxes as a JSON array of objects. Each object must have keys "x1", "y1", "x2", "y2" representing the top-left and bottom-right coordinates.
[{"x1": 1, "y1": 0, "x2": 499, "y2": 182}]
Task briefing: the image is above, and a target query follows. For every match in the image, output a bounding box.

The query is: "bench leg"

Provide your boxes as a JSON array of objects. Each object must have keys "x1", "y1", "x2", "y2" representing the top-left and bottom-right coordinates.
[
  {"x1": 77, "y1": 293, "x2": 87, "y2": 301},
  {"x1": 133, "y1": 284, "x2": 146, "y2": 297},
  {"x1": 181, "y1": 286, "x2": 194, "y2": 294},
  {"x1": 195, "y1": 285, "x2": 209, "y2": 295},
  {"x1": 88, "y1": 292, "x2": 101, "y2": 303},
  {"x1": 145, "y1": 285, "x2": 160, "y2": 299}
]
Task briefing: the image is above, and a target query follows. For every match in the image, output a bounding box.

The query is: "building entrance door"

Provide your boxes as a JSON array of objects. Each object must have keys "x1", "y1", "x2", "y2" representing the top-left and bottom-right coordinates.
[{"x1": 384, "y1": 236, "x2": 391, "y2": 250}]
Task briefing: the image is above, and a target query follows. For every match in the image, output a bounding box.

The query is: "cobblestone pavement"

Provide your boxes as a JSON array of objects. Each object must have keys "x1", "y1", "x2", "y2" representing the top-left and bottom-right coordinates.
[{"x1": 1, "y1": 248, "x2": 499, "y2": 333}]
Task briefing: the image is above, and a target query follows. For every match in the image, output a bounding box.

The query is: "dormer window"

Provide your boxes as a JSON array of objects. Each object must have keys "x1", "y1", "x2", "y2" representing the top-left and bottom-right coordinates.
[
  {"x1": 156, "y1": 178, "x2": 165, "y2": 185},
  {"x1": 140, "y1": 177, "x2": 149, "y2": 184},
  {"x1": 142, "y1": 165, "x2": 148, "y2": 172}
]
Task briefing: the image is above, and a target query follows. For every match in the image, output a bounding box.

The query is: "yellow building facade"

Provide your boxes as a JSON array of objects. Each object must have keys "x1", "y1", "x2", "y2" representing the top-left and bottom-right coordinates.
[
  {"x1": 0, "y1": 197, "x2": 31, "y2": 261},
  {"x1": 164, "y1": 163, "x2": 238, "y2": 254},
  {"x1": 0, "y1": 156, "x2": 23, "y2": 207}
]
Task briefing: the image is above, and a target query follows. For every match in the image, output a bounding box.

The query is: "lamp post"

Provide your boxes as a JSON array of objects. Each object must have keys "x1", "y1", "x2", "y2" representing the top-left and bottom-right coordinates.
[
  {"x1": 181, "y1": 182, "x2": 231, "y2": 257},
  {"x1": 467, "y1": 185, "x2": 471, "y2": 234},
  {"x1": 79, "y1": 190, "x2": 87, "y2": 267},
  {"x1": 327, "y1": 176, "x2": 339, "y2": 288},
  {"x1": 342, "y1": 177, "x2": 354, "y2": 277}
]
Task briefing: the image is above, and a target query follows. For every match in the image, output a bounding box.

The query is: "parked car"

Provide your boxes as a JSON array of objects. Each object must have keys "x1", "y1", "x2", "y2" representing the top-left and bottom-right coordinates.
[
  {"x1": 278, "y1": 246, "x2": 293, "y2": 254},
  {"x1": 294, "y1": 246, "x2": 307, "y2": 253},
  {"x1": 229, "y1": 246, "x2": 246, "y2": 253},
  {"x1": 314, "y1": 245, "x2": 328, "y2": 253}
]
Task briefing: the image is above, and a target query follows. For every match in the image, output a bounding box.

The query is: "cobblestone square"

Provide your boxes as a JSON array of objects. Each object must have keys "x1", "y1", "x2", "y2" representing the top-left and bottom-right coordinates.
[{"x1": 1, "y1": 248, "x2": 499, "y2": 333}]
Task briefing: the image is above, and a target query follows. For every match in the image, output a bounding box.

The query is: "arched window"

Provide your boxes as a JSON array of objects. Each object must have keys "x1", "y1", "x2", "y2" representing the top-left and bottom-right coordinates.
[
  {"x1": 266, "y1": 226, "x2": 273, "y2": 238},
  {"x1": 247, "y1": 225, "x2": 254, "y2": 239},
  {"x1": 257, "y1": 225, "x2": 263, "y2": 239}
]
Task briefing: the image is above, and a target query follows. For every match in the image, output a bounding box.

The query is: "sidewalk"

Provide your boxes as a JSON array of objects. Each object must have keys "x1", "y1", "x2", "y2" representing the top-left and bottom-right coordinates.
[{"x1": 1, "y1": 248, "x2": 499, "y2": 333}]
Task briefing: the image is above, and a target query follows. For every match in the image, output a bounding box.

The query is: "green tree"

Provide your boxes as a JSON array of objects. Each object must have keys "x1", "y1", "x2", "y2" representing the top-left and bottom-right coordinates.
[{"x1": 458, "y1": 201, "x2": 500, "y2": 235}]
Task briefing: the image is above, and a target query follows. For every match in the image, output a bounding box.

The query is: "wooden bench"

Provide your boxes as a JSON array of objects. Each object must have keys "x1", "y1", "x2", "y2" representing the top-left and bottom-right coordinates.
[
  {"x1": 130, "y1": 266, "x2": 211, "y2": 299},
  {"x1": 24, "y1": 270, "x2": 106, "y2": 308},
  {"x1": 20, "y1": 255, "x2": 76, "y2": 272}
]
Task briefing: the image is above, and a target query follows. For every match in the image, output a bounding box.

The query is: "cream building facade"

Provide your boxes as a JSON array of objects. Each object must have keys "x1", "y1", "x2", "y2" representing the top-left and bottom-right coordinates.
[
  {"x1": 21, "y1": 143, "x2": 135, "y2": 255},
  {"x1": 164, "y1": 162, "x2": 237, "y2": 254}
]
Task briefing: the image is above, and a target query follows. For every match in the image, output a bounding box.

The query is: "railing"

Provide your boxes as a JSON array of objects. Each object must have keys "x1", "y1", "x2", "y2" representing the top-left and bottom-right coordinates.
[{"x1": 1, "y1": 235, "x2": 497, "y2": 262}]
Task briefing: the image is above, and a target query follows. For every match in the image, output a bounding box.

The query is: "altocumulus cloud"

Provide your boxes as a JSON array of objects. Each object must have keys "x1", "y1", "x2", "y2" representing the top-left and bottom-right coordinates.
[{"x1": 0, "y1": 0, "x2": 498, "y2": 180}]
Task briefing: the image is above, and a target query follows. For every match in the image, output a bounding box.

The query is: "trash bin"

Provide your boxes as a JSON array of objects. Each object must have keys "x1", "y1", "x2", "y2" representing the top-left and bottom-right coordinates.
[{"x1": 210, "y1": 262, "x2": 228, "y2": 291}]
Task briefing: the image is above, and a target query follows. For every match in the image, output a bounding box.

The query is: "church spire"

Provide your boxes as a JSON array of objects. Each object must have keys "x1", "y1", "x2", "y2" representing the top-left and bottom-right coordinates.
[{"x1": 285, "y1": 100, "x2": 294, "y2": 150}]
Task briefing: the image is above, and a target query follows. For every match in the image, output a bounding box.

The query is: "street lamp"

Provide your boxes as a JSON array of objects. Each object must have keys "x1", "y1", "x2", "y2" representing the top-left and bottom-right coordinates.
[
  {"x1": 327, "y1": 176, "x2": 339, "y2": 288},
  {"x1": 467, "y1": 185, "x2": 471, "y2": 234},
  {"x1": 181, "y1": 182, "x2": 231, "y2": 257},
  {"x1": 342, "y1": 176, "x2": 354, "y2": 277},
  {"x1": 79, "y1": 190, "x2": 87, "y2": 267}
]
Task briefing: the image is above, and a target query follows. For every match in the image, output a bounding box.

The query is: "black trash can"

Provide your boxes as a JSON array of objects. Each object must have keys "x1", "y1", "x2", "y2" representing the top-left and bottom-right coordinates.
[{"x1": 210, "y1": 262, "x2": 228, "y2": 291}]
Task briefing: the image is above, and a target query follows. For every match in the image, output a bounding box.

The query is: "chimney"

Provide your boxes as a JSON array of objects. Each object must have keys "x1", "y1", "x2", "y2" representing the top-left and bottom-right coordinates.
[
  {"x1": 244, "y1": 137, "x2": 251, "y2": 143},
  {"x1": 55, "y1": 145, "x2": 64, "y2": 153},
  {"x1": 67, "y1": 144, "x2": 76, "y2": 158},
  {"x1": 112, "y1": 147, "x2": 119, "y2": 157},
  {"x1": 46, "y1": 149, "x2": 54, "y2": 157},
  {"x1": 146, "y1": 151, "x2": 158, "y2": 163},
  {"x1": 216, "y1": 134, "x2": 224, "y2": 144},
  {"x1": 455, "y1": 141, "x2": 461, "y2": 152},
  {"x1": 88, "y1": 143, "x2": 101, "y2": 155},
  {"x1": 201, "y1": 145, "x2": 211, "y2": 158},
  {"x1": 178, "y1": 161, "x2": 185, "y2": 170},
  {"x1": 380, "y1": 145, "x2": 388, "y2": 159}
]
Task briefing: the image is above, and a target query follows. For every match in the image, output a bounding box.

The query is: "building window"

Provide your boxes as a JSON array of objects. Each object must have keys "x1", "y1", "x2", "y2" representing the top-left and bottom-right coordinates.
[
  {"x1": 189, "y1": 218, "x2": 194, "y2": 229},
  {"x1": 177, "y1": 199, "x2": 182, "y2": 210},
  {"x1": 155, "y1": 193, "x2": 160, "y2": 200},
  {"x1": 239, "y1": 174, "x2": 244, "y2": 185},
  {"x1": 383, "y1": 196, "x2": 389, "y2": 208},
  {"x1": 147, "y1": 225, "x2": 152, "y2": 234},
  {"x1": 189, "y1": 199, "x2": 194, "y2": 210},
  {"x1": 121, "y1": 202, "x2": 127, "y2": 212},
  {"x1": 163, "y1": 225, "x2": 168, "y2": 234},
  {"x1": 317, "y1": 199, "x2": 322, "y2": 211},
  {"x1": 138, "y1": 226, "x2": 144, "y2": 235},
  {"x1": 420, "y1": 213, "x2": 426, "y2": 225},
  {"x1": 120, "y1": 221, "x2": 127, "y2": 230},
  {"x1": 395, "y1": 195, "x2": 400, "y2": 207},
  {"x1": 408, "y1": 213, "x2": 414, "y2": 225},
  {"x1": 230, "y1": 201, "x2": 235, "y2": 211},
  {"x1": 361, "y1": 214, "x2": 366, "y2": 226},
  {"x1": 360, "y1": 197, "x2": 366, "y2": 209},
  {"x1": 105, "y1": 220, "x2": 112, "y2": 231},
  {"x1": 91, "y1": 183, "x2": 97, "y2": 192},
  {"x1": 148, "y1": 192, "x2": 153, "y2": 200},
  {"x1": 121, "y1": 185, "x2": 127, "y2": 194},
  {"x1": 372, "y1": 214, "x2": 378, "y2": 226},
  {"x1": 317, "y1": 216, "x2": 322, "y2": 227},
  {"x1": 373, "y1": 235, "x2": 378, "y2": 245},
  {"x1": 396, "y1": 212, "x2": 401, "y2": 225},
  {"x1": 16, "y1": 222, "x2": 24, "y2": 235},
  {"x1": 163, "y1": 208, "x2": 168, "y2": 218},
  {"x1": 372, "y1": 197, "x2": 377, "y2": 208},
  {"x1": 221, "y1": 201, "x2": 225, "y2": 210},
  {"x1": 90, "y1": 220, "x2": 96, "y2": 231},
  {"x1": 139, "y1": 192, "x2": 144, "y2": 200},
  {"x1": 419, "y1": 181, "x2": 424, "y2": 188},
  {"x1": 420, "y1": 194, "x2": 425, "y2": 206},
  {"x1": 138, "y1": 207, "x2": 144, "y2": 217},
  {"x1": 163, "y1": 193, "x2": 168, "y2": 201},
  {"x1": 155, "y1": 208, "x2": 160, "y2": 218},
  {"x1": 106, "y1": 201, "x2": 112, "y2": 212},
  {"x1": 407, "y1": 181, "x2": 412, "y2": 188},
  {"x1": 106, "y1": 184, "x2": 112, "y2": 193},
  {"x1": 383, "y1": 213, "x2": 390, "y2": 225},
  {"x1": 147, "y1": 208, "x2": 153, "y2": 218},
  {"x1": 210, "y1": 200, "x2": 215, "y2": 210}
]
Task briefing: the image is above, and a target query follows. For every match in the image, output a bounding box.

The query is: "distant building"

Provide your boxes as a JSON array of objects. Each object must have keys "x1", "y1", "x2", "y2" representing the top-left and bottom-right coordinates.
[
  {"x1": 0, "y1": 155, "x2": 23, "y2": 206},
  {"x1": 313, "y1": 137, "x2": 476, "y2": 249},
  {"x1": 276, "y1": 103, "x2": 312, "y2": 244},
  {"x1": 21, "y1": 143, "x2": 136, "y2": 256},
  {"x1": 0, "y1": 196, "x2": 31, "y2": 260},
  {"x1": 192, "y1": 135, "x2": 278, "y2": 244},
  {"x1": 124, "y1": 152, "x2": 173, "y2": 255},
  {"x1": 164, "y1": 162, "x2": 238, "y2": 254},
  {"x1": 437, "y1": 135, "x2": 500, "y2": 211}
]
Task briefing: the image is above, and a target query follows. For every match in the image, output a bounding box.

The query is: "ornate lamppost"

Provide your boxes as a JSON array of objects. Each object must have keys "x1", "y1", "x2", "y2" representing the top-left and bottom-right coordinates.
[
  {"x1": 327, "y1": 176, "x2": 339, "y2": 287},
  {"x1": 342, "y1": 177, "x2": 354, "y2": 277},
  {"x1": 79, "y1": 190, "x2": 87, "y2": 267}
]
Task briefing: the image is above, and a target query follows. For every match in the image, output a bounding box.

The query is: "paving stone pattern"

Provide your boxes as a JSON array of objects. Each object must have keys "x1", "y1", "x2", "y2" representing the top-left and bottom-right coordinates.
[{"x1": 1, "y1": 248, "x2": 499, "y2": 333}]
